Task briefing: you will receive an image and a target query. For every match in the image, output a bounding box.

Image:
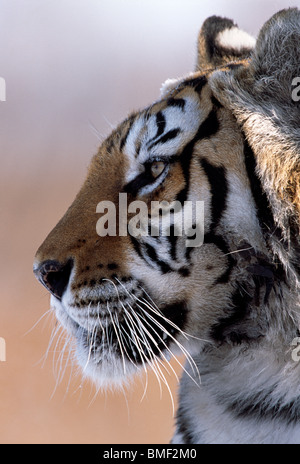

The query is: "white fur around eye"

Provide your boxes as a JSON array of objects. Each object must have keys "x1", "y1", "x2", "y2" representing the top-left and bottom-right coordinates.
[{"x1": 216, "y1": 27, "x2": 256, "y2": 51}]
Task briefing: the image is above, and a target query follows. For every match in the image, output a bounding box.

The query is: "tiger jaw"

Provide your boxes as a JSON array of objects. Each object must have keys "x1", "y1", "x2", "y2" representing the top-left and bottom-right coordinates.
[{"x1": 51, "y1": 279, "x2": 189, "y2": 386}]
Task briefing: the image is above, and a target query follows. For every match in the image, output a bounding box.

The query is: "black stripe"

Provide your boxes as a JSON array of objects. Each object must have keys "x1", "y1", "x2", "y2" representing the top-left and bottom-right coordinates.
[
  {"x1": 163, "y1": 300, "x2": 188, "y2": 333},
  {"x1": 136, "y1": 111, "x2": 167, "y2": 157},
  {"x1": 210, "y1": 283, "x2": 253, "y2": 344},
  {"x1": 168, "y1": 224, "x2": 178, "y2": 261},
  {"x1": 196, "y1": 109, "x2": 220, "y2": 140},
  {"x1": 123, "y1": 170, "x2": 154, "y2": 195},
  {"x1": 155, "y1": 111, "x2": 166, "y2": 138},
  {"x1": 166, "y1": 97, "x2": 186, "y2": 110},
  {"x1": 242, "y1": 138, "x2": 293, "y2": 278},
  {"x1": 205, "y1": 232, "x2": 235, "y2": 284},
  {"x1": 176, "y1": 108, "x2": 220, "y2": 206},
  {"x1": 200, "y1": 159, "x2": 228, "y2": 231},
  {"x1": 148, "y1": 128, "x2": 181, "y2": 150},
  {"x1": 130, "y1": 235, "x2": 173, "y2": 275},
  {"x1": 226, "y1": 389, "x2": 300, "y2": 426},
  {"x1": 130, "y1": 235, "x2": 144, "y2": 261},
  {"x1": 175, "y1": 406, "x2": 194, "y2": 444},
  {"x1": 175, "y1": 145, "x2": 193, "y2": 205},
  {"x1": 178, "y1": 267, "x2": 190, "y2": 277},
  {"x1": 120, "y1": 114, "x2": 136, "y2": 151},
  {"x1": 174, "y1": 106, "x2": 221, "y2": 264},
  {"x1": 144, "y1": 242, "x2": 172, "y2": 274},
  {"x1": 146, "y1": 111, "x2": 166, "y2": 146},
  {"x1": 211, "y1": 95, "x2": 223, "y2": 108},
  {"x1": 135, "y1": 139, "x2": 142, "y2": 157},
  {"x1": 155, "y1": 111, "x2": 166, "y2": 137},
  {"x1": 184, "y1": 75, "x2": 207, "y2": 93},
  {"x1": 166, "y1": 225, "x2": 191, "y2": 276},
  {"x1": 243, "y1": 137, "x2": 275, "y2": 232}
]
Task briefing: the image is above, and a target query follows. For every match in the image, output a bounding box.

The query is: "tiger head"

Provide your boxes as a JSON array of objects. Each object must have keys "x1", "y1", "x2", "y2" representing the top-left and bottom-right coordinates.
[{"x1": 33, "y1": 10, "x2": 300, "y2": 388}]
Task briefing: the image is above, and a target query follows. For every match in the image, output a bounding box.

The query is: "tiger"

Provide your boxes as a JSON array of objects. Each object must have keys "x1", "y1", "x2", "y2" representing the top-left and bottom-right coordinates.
[{"x1": 33, "y1": 8, "x2": 300, "y2": 444}]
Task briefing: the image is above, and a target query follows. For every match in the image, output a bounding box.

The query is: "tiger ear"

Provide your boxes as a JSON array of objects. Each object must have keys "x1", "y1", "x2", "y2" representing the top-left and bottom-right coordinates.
[
  {"x1": 196, "y1": 15, "x2": 255, "y2": 70},
  {"x1": 209, "y1": 8, "x2": 300, "y2": 234}
]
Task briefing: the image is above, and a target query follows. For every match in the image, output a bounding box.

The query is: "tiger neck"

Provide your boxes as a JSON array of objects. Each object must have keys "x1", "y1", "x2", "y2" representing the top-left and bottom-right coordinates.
[{"x1": 175, "y1": 331, "x2": 300, "y2": 444}]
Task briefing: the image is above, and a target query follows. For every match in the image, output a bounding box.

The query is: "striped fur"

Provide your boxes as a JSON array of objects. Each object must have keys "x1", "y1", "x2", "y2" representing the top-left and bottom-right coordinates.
[{"x1": 34, "y1": 9, "x2": 300, "y2": 443}]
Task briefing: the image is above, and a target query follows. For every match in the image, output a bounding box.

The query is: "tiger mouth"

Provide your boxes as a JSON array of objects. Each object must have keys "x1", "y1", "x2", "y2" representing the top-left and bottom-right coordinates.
[
  {"x1": 52, "y1": 285, "x2": 189, "y2": 382},
  {"x1": 75, "y1": 304, "x2": 179, "y2": 366}
]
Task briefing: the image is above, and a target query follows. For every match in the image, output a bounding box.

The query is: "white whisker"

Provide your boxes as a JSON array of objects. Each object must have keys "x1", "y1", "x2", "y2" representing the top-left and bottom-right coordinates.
[
  {"x1": 23, "y1": 309, "x2": 53, "y2": 336},
  {"x1": 137, "y1": 302, "x2": 201, "y2": 387},
  {"x1": 138, "y1": 284, "x2": 208, "y2": 343},
  {"x1": 125, "y1": 303, "x2": 176, "y2": 411},
  {"x1": 223, "y1": 246, "x2": 254, "y2": 256},
  {"x1": 107, "y1": 302, "x2": 127, "y2": 375},
  {"x1": 129, "y1": 306, "x2": 180, "y2": 382},
  {"x1": 83, "y1": 319, "x2": 97, "y2": 373},
  {"x1": 122, "y1": 307, "x2": 154, "y2": 397},
  {"x1": 115, "y1": 276, "x2": 201, "y2": 387}
]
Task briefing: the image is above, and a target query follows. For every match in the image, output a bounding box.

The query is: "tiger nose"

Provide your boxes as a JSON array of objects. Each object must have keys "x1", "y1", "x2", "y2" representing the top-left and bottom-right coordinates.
[{"x1": 34, "y1": 259, "x2": 73, "y2": 300}]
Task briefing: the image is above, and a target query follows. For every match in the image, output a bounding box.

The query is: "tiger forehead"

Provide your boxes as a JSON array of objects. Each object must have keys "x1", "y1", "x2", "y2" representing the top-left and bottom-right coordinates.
[
  {"x1": 101, "y1": 73, "x2": 221, "y2": 184},
  {"x1": 102, "y1": 74, "x2": 215, "y2": 158},
  {"x1": 120, "y1": 85, "x2": 209, "y2": 182}
]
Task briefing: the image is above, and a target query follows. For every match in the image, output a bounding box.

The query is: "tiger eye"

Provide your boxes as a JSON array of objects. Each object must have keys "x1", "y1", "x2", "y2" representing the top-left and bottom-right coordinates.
[{"x1": 151, "y1": 161, "x2": 166, "y2": 179}]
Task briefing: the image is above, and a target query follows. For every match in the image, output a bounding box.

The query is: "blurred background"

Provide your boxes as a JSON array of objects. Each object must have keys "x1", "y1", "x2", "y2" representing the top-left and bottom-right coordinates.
[{"x1": 0, "y1": 0, "x2": 296, "y2": 444}]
